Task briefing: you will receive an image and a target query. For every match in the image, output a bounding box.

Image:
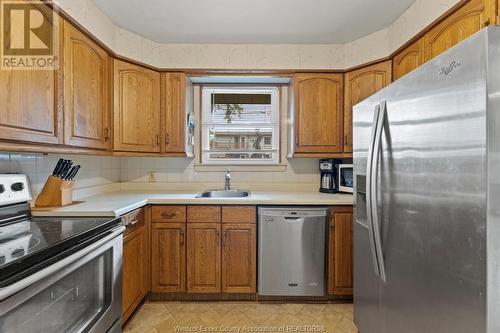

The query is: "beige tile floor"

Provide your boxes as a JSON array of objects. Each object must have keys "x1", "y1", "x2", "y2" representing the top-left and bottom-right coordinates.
[{"x1": 123, "y1": 301, "x2": 358, "y2": 333}]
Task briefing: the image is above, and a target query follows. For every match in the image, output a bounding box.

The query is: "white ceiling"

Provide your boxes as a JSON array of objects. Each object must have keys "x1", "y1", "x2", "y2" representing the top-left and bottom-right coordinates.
[{"x1": 94, "y1": 0, "x2": 417, "y2": 44}]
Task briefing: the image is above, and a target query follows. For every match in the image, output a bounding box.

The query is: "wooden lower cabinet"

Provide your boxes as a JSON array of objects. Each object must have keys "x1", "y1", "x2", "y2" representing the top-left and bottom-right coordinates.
[
  {"x1": 122, "y1": 220, "x2": 148, "y2": 322},
  {"x1": 151, "y1": 223, "x2": 186, "y2": 292},
  {"x1": 328, "y1": 207, "x2": 354, "y2": 296},
  {"x1": 222, "y1": 224, "x2": 256, "y2": 293},
  {"x1": 186, "y1": 223, "x2": 222, "y2": 293}
]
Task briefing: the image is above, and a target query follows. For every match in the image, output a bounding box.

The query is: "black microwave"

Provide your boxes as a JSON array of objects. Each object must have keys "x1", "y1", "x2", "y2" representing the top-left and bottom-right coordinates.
[{"x1": 338, "y1": 164, "x2": 353, "y2": 193}]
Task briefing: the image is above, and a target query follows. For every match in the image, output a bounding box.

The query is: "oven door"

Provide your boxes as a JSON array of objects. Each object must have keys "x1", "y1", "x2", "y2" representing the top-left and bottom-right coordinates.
[{"x1": 0, "y1": 226, "x2": 124, "y2": 333}]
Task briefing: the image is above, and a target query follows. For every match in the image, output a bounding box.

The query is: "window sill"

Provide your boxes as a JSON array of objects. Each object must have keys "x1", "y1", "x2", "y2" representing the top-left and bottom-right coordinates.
[{"x1": 194, "y1": 163, "x2": 287, "y2": 172}]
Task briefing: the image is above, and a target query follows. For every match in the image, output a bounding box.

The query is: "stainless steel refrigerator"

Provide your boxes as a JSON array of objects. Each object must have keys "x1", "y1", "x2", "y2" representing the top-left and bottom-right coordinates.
[{"x1": 353, "y1": 26, "x2": 500, "y2": 333}]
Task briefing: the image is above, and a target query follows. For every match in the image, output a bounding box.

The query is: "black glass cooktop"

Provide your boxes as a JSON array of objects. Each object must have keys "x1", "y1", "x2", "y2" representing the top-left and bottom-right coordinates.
[{"x1": 0, "y1": 215, "x2": 119, "y2": 285}]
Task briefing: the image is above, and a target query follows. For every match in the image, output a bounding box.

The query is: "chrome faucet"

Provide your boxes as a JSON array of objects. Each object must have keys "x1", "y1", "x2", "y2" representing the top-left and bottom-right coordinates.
[{"x1": 224, "y1": 169, "x2": 231, "y2": 190}]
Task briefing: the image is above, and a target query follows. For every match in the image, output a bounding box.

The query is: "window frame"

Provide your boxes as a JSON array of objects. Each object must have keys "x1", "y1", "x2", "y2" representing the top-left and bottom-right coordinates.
[{"x1": 200, "y1": 86, "x2": 281, "y2": 165}]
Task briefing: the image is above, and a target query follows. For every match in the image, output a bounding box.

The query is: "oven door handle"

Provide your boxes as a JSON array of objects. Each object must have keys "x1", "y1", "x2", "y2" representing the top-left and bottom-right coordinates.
[{"x1": 0, "y1": 225, "x2": 125, "y2": 303}]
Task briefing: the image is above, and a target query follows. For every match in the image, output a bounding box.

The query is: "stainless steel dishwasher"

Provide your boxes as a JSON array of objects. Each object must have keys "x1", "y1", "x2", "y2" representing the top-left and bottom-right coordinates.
[{"x1": 258, "y1": 207, "x2": 328, "y2": 296}]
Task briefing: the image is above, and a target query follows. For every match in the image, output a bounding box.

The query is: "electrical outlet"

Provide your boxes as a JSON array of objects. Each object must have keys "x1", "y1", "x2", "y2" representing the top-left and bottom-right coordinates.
[{"x1": 148, "y1": 171, "x2": 156, "y2": 183}]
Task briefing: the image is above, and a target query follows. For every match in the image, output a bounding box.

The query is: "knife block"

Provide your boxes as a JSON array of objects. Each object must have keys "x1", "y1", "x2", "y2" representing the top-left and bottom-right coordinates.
[{"x1": 35, "y1": 175, "x2": 75, "y2": 207}]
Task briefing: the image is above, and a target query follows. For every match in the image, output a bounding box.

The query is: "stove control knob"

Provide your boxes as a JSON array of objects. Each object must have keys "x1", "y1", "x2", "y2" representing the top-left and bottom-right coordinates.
[
  {"x1": 11, "y1": 182, "x2": 25, "y2": 192},
  {"x1": 0, "y1": 184, "x2": 4, "y2": 193}
]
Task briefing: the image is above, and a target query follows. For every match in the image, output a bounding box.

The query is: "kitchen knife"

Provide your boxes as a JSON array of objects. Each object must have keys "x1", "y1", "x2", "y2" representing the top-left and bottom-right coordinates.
[
  {"x1": 60, "y1": 161, "x2": 73, "y2": 180},
  {"x1": 63, "y1": 166, "x2": 75, "y2": 181},
  {"x1": 58, "y1": 160, "x2": 69, "y2": 178},
  {"x1": 68, "y1": 165, "x2": 80, "y2": 180},
  {"x1": 52, "y1": 158, "x2": 65, "y2": 176}
]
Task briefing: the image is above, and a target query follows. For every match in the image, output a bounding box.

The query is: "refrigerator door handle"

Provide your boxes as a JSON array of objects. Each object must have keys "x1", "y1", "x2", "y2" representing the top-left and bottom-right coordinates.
[
  {"x1": 366, "y1": 103, "x2": 381, "y2": 277},
  {"x1": 371, "y1": 100, "x2": 387, "y2": 282}
]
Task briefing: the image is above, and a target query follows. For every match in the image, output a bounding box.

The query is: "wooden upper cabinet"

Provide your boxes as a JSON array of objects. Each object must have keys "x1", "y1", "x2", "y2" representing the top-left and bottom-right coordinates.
[
  {"x1": 63, "y1": 21, "x2": 111, "y2": 150},
  {"x1": 424, "y1": 0, "x2": 487, "y2": 61},
  {"x1": 186, "y1": 223, "x2": 221, "y2": 293},
  {"x1": 393, "y1": 38, "x2": 425, "y2": 80},
  {"x1": 151, "y1": 223, "x2": 186, "y2": 293},
  {"x1": 328, "y1": 209, "x2": 354, "y2": 296},
  {"x1": 0, "y1": 14, "x2": 62, "y2": 145},
  {"x1": 344, "y1": 61, "x2": 392, "y2": 153},
  {"x1": 113, "y1": 60, "x2": 161, "y2": 152},
  {"x1": 293, "y1": 73, "x2": 344, "y2": 154},
  {"x1": 222, "y1": 223, "x2": 256, "y2": 293},
  {"x1": 162, "y1": 73, "x2": 185, "y2": 153}
]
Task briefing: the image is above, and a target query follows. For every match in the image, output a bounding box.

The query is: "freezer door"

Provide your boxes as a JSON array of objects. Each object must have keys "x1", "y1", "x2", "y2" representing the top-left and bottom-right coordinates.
[
  {"x1": 376, "y1": 31, "x2": 487, "y2": 333},
  {"x1": 353, "y1": 93, "x2": 383, "y2": 333}
]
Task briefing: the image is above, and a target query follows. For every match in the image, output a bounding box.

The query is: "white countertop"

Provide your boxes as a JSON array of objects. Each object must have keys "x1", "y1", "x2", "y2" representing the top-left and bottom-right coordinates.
[{"x1": 31, "y1": 190, "x2": 353, "y2": 217}]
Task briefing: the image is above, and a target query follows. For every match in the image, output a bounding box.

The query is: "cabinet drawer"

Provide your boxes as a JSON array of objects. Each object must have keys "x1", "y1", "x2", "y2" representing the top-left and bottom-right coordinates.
[
  {"x1": 152, "y1": 206, "x2": 186, "y2": 223},
  {"x1": 122, "y1": 208, "x2": 145, "y2": 235},
  {"x1": 222, "y1": 206, "x2": 256, "y2": 223},
  {"x1": 187, "y1": 206, "x2": 221, "y2": 222}
]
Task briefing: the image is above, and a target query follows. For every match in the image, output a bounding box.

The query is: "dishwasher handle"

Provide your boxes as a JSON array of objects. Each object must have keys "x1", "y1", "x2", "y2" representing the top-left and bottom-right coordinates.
[{"x1": 283, "y1": 217, "x2": 304, "y2": 222}]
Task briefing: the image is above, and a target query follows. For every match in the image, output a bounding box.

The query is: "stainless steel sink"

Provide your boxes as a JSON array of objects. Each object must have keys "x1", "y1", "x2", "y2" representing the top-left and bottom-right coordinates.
[{"x1": 196, "y1": 190, "x2": 250, "y2": 198}]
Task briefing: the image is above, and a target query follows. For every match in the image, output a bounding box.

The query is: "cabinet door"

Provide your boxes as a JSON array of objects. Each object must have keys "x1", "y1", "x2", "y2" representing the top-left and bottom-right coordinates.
[
  {"x1": 293, "y1": 73, "x2": 344, "y2": 154},
  {"x1": 151, "y1": 223, "x2": 186, "y2": 292},
  {"x1": 393, "y1": 38, "x2": 425, "y2": 80},
  {"x1": 113, "y1": 60, "x2": 161, "y2": 152},
  {"x1": 222, "y1": 224, "x2": 256, "y2": 293},
  {"x1": 123, "y1": 225, "x2": 146, "y2": 321},
  {"x1": 328, "y1": 212, "x2": 353, "y2": 296},
  {"x1": 162, "y1": 73, "x2": 185, "y2": 153},
  {"x1": 424, "y1": 0, "x2": 487, "y2": 61},
  {"x1": 344, "y1": 61, "x2": 392, "y2": 153},
  {"x1": 0, "y1": 14, "x2": 62, "y2": 145},
  {"x1": 186, "y1": 223, "x2": 221, "y2": 293},
  {"x1": 63, "y1": 21, "x2": 111, "y2": 150}
]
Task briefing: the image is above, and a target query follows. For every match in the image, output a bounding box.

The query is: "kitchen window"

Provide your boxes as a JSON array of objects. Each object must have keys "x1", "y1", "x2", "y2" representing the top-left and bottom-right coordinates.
[{"x1": 201, "y1": 87, "x2": 280, "y2": 165}]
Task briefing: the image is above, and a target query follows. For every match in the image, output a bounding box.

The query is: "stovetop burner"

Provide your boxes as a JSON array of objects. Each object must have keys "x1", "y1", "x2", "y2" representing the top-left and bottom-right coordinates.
[
  {"x1": 0, "y1": 174, "x2": 121, "y2": 285},
  {"x1": 0, "y1": 216, "x2": 116, "y2": 270}
]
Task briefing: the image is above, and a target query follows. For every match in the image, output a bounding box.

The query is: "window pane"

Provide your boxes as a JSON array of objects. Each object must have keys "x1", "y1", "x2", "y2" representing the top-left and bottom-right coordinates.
[
  {"x1": 202, "y1": 87, "x2": 279, "y2": 165},
  {"x1": 208, "y1": 127, "x2": 274, "y2": 151},
  {"x1": 208, "y1": 93, "x2": 273, "y2": 125},
  {"x1": 206, "y1": 152, "x2": 276, "y2": 161}
]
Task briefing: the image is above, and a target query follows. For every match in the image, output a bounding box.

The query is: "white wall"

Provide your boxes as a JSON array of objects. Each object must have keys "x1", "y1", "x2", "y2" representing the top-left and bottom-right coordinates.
[{"x1": 55, "y1": 0, "x2": 461, "y2": 70}]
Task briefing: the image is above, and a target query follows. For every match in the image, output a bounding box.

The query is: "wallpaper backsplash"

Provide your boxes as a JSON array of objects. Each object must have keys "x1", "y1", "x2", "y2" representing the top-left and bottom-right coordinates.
[
  {"x1": 1, "y1": 152, "x2": 322, "y2": 197},
  {"x1": 120, "y1": 157, "x2": 321, "y2": 190},
  {"x1": 0, "y1": 152, "x2": 121, "y2": 198}
]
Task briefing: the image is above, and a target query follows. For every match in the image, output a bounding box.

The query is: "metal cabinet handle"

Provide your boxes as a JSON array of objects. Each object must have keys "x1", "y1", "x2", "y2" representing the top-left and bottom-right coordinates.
[
  {"x1": 366, "y1": 103, "x2": 381, "y2": 278},
  {"x1": 344, "y1": 134, "x2": 348, "y2": 146},
  {"x1": 127, "y1": 219, "x2": 138, "y2": 227},
  {"x1": 371, "y1": 100, "x2": 388, "y2": 282},
  {"x1": 223, "y1": 231, "x2": 228, "y2": 246},
  {"x1": 104, "y1": 128, "x2": 110, "y2": 141},
  {"x1": 161, "y1": 212, "x2": 177, "y2": 219},
  {"x1": 156, "y1": 134, "x2": 160, "y2": 146},
  {"x1": 180, "y1": 231, "x2": 184, "y2": 246},
  {"x1": 165, "y1": 133, "x2": 170, "y2": 145},
  {"x1": 216, "y1": 231, "x2": 220, "y2": 244}
]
